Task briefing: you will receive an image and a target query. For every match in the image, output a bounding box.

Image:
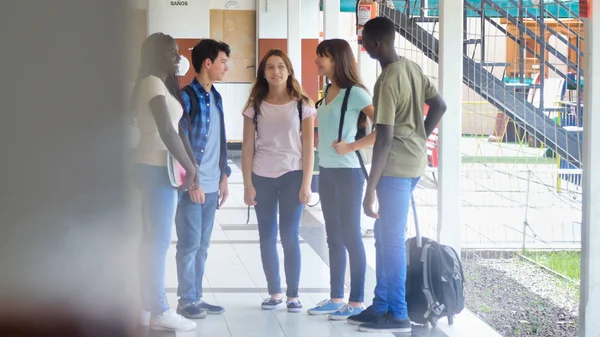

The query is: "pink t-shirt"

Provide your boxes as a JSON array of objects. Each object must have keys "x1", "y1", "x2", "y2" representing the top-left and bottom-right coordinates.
[{"x1": 243, "y1": 100, "x2": 316, "y2": 178}]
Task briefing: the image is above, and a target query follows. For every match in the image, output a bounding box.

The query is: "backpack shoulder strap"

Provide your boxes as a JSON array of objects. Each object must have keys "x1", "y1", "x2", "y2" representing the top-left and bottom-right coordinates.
[
  {"x1": 315, "y1": 84, "x2": 330, "y2": 108},
  {"x1": 297, "y1": 99, "x2": 303, "y2": 131},
  {"x1": 338, "y1": 87, "x2": 352, "y2": 142},
  {"x1": 182, "y1": 85, "x2": 198, "y2": 121},
  {"x1": 253, "y1": 101, "x2": 260, "y2": 131}
]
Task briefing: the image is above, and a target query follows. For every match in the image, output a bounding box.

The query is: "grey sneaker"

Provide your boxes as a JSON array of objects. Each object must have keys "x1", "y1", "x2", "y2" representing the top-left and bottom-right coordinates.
[
  {"x1": 196, "y1": 300, "x2": 225, "y2": 315},
  {"x1": 286, "y1": 300, "x2": 303, "y2": 313},
  {"x1": 176, "y1": 303, "x2": 207, "y2": 319},
  {"x1": 261, "y1": 297, "x2": 284, "y2": 310}
]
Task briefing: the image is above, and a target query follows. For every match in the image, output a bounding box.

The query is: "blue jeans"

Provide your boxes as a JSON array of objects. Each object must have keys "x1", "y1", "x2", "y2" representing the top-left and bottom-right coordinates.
[
  {"x1": 252, "y1": 170, "x2": 304, "y2": 298},
  {"x1": 371, "y1": 176, "x2": 420, "y2": 320},
  {"x1": 319, "y1": 167, "x2": 366, "y2": 302},
  {"x1": 135, "y1": 164, "x2": 178, "y2": 315},
  {"x1": 175, "y1": 191, "x2": 219, "y2": 305}
]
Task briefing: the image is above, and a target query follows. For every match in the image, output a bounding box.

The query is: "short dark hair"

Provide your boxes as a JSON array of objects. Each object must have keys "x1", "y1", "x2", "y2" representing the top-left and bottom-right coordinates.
[
  {"x1": 191, "y1": 39, "x2": 231, "y2": 73},
  {"x1": 362, "y1": 16, "x2": 396, "y2": 42}
]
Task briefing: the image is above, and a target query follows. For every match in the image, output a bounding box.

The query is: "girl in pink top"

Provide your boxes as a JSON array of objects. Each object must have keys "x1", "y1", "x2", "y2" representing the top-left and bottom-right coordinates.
[{"x1": 241, "y1": 49, "x2": 316, "y2": 313}]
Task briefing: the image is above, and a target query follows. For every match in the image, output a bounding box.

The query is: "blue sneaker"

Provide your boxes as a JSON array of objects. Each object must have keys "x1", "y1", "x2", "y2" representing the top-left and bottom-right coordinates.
[
  {"x1": 176, "y1": 303, "x2": 207, "y2": 319},
  {"x1": 196, "y1": 300, "x2": 225, "y2": 315},
  {"x1": 327, "y1": 304, "x2": 365, "y2": 321},
  {"x1": 307, "y1": 299, "x2": 344, "y2": 315}
]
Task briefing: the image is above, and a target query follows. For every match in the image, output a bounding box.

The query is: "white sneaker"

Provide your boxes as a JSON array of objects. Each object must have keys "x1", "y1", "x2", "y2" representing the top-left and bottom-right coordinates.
[
  {"x1": 140, "y1": 310, "x2": 150, "y2": 326},
  {"x1": 150, "y1": 309, "x2": 197, "y2": 331}
]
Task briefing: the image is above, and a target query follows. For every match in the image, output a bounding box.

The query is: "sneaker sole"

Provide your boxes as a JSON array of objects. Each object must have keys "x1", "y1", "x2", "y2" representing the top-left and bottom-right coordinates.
[
  {"x1": 176, "y1": 310, "x2": 207, "y2": 320},
  {"x1": 307, "y1": 310, "x2": 338, "y2": 315},
  {"x1": 204, "y1": 309, "x2": 226, "y2": 315},
  {"x1": 328, "y1": 314, "x2": 352, "y2": 321},
  {"x1": 287, "y1": 308, "x2": 303, "y2": 313},
  {"x1": 262, "y1": 304, "x2": 283, "y2": 310},
  {"x1": 149, "y1": 324, "x2": 196, "y2": 332},
  {"x1": 357, "y1": 326, "x2": 412, "y2": 333},
  {"x1": 347, "y1": 319, "x2": 366, "y2": 326}
]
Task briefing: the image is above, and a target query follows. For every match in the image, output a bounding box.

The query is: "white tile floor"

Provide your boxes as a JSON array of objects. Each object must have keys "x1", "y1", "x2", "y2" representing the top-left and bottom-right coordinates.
[{"x1": 155, "y1": 163, "x2": 501, "y2": 337}]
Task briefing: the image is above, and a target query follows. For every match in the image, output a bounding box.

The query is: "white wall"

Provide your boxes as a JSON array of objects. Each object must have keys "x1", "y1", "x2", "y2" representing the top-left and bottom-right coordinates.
[
  {"x1": 257, "y1": 0, "x2": 320, "y2": 38},
  {"x1": 318, "y1": 11, "x2": 357, "y2": 38},
  {"x1": 215, "y1": 83, "x2": 253, "y2": 142}
]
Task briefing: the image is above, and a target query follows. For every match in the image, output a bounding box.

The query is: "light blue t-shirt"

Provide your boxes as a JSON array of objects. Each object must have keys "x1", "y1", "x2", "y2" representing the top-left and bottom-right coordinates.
[
  {"x1": 199, "y1": 92, "x2": 222, "y2": 193},
  {"x1": 317, "y1": 85, "x2": 372, "y2": 168}
]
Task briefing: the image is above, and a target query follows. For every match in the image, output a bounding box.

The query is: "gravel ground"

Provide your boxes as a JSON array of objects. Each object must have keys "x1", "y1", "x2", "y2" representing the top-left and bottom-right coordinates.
[{"x1": 463, "y1": 256, "x2": 579, "y2": 337}]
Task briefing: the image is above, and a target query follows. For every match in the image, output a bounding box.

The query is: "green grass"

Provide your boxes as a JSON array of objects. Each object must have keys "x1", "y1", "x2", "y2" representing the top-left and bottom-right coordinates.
[{"x1": 522, "y1": 250, "x2": 581, "y2": 281}]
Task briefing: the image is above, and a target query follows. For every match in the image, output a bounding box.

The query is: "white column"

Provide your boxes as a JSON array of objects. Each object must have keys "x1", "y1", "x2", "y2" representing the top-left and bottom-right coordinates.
[
  {"x1": 580, "y1": 4, "x2": 600, "y2": 335},
  {"x1": 436, "y1": 0, "x2": 463, "y2": 254},
  {"x1": 323, "y1": 0, "x2": 340, "y2": 39},
  {"x1": 358, "y1": 48, "x2": 378, "y2": 94},
  {"x1": 288, "y1": 0, "x2": 302, "y2": 83}
]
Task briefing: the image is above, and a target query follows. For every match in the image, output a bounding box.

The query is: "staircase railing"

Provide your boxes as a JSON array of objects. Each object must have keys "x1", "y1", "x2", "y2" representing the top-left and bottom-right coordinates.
[{"x1": 379, "y1": 3, "x2": 583, "y2": 167}]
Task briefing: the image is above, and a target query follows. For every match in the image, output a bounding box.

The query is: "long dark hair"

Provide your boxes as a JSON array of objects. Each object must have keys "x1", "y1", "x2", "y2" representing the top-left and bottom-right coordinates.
[
  {"x1": 316, "y1": 39, "x2": 369, "y2": 127},
  {"x1": 130, "y1": 33, "x2": 183, "y2": 112},
  {"x1": 316, "y1": 39, "x2": 368, "y2": 92},
  {"x1": 243, "y1": 49, "x2": 313, "y2": 113}
]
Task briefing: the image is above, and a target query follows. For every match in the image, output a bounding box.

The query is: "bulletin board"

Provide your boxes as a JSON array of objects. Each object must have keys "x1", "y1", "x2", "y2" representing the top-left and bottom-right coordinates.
[{"x1": 210, "y1": 9, "x2": 256, "y2": 83}]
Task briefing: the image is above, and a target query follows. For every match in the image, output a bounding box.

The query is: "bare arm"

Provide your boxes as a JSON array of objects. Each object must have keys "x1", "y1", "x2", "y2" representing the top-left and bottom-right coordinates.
[
  {"x1": 149, "y1": 96, "x2": 195, "y2": 172},
  {"x1": 301, "y1": 116, "x2": 315, "y2": 188},
  {"x1": 365, "y1": 124, "x2": 393, "y2": 193},
  {"x1": 241, "y1": 116, "x2": 255, "y2": 188},
  {"x1": 424, "y1": 95, "x2": 447, "y2": 137},
  {"x1": 179, "y1": 124, "x2": 198, "y2": 167}
]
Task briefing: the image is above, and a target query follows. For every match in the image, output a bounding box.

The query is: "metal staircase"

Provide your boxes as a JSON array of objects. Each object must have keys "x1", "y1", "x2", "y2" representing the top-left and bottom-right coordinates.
[{"x1": 379, "y1": 0, "x2": 584, "y2": 168}]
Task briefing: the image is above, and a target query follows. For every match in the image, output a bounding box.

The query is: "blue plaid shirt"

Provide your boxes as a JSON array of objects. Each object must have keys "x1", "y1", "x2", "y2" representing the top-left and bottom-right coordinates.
[{"x1": 180, "y1": 78, "x2": 231, "y2": 178}]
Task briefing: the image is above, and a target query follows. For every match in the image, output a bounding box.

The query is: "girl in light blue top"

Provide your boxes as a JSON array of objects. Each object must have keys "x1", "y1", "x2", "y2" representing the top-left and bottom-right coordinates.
[{"x1": 308, "y1": 39, "x2": 376, "y2": 319}]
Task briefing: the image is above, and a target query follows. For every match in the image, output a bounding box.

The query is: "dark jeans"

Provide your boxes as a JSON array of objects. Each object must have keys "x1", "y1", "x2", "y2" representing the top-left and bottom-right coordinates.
[
  {"x1": 319, "y1": 167, "x2": 367, "y2": 303},
  {"x1": 175, "y1": 191, "x2": 219, "y2": 305},
  {"x1": 252, "y1": 170, "x2": 304, "y2": 298},
  {"x1": 372, "y1": 176, "x2": 420, "y2": 320}
]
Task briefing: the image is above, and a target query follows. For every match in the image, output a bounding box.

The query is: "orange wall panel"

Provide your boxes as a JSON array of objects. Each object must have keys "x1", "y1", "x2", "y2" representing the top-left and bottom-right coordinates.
[
  {"x1": 258, "y1": 39, "x2": 287, "y2": 61},
  {"x1": 301, "y1": 39, "x2": 319, "y2": 103}
]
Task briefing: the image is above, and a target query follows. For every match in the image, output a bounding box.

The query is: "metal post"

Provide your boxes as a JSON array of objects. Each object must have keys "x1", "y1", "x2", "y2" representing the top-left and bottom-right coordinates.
[
  {"x1": 480, "y1": 0, "x2": 486, "y2": 63},
  {"x1": 518, "y1": 0, "x2": 525, "y2": 83},
  {"x1": 522, "y1": 169, "x2": 532, "y2": 252},
  {"x1": 539, "y1": 0, "x2": 545, "y2": 112}
]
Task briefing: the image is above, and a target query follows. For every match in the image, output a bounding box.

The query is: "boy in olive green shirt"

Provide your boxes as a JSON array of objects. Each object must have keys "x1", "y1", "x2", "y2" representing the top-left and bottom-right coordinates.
[{"x1": 347, "y1": 17, "x2": 447, "y2": 333}]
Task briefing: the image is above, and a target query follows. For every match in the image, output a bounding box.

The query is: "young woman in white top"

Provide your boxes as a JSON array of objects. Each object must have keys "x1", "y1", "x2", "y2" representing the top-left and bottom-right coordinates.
[
  {"x1": 241, "y1": 49, "x2": 316, "y2": 312},
  {"x1": 130, "y1": 33, "x2": 199, "y2": 332}
]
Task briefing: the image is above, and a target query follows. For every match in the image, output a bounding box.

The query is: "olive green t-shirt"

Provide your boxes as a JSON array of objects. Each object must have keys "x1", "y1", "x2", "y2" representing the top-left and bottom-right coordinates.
[{"x1": 373, "y1": 57, "x2": 439, "y2": 178}]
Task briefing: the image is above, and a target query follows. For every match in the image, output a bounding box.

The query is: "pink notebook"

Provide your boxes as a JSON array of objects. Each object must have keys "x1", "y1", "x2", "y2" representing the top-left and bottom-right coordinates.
[{"x1": 167, "y1": 153, "x2": 187, "y2": 188}]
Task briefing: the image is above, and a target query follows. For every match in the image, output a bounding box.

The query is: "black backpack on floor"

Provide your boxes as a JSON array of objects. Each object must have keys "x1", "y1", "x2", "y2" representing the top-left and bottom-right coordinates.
[{"x1": 405, "y1": 195, "x2": 465, "y2": 327}]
